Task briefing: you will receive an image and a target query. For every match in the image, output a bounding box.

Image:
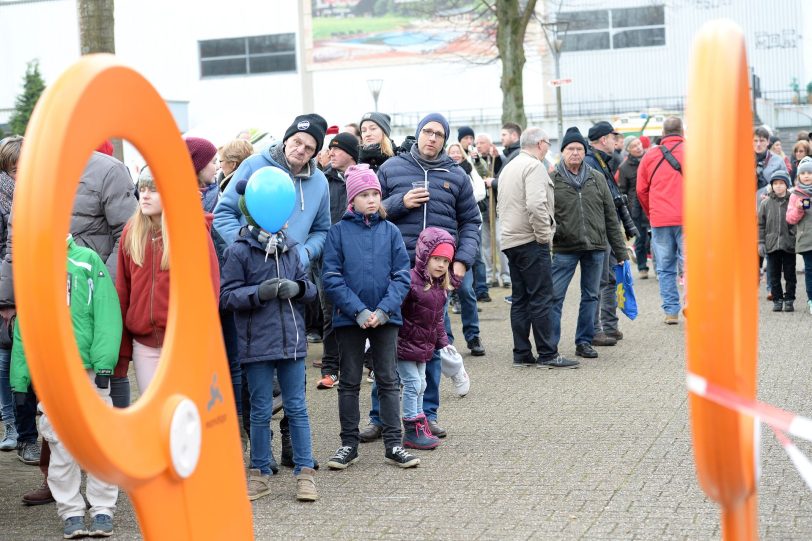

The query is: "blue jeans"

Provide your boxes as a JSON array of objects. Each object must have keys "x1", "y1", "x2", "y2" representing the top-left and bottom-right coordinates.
[
  {"x1": 457, "y1": 268, "x2": 480, "y2": 342},
  {"x1": 397, "y1": 360, "x2": 426, "y2": 419},
  {"x1": 651, "y1": 226, "x2": 684, "y2": 315},
  {"x1": 801, "y1": 251, "x2": 812, "y2": 301},
  {"x1": 551, "y1": 250, "x2": 605, "y2": 347},
  {"x1": 473, "y1": 232, "x2": 489, "y2": 298},
  {"x1": 244, "y1": 358, "x2": 313, "y2": 476},
  {"x1": 220, "y1": 310, "x2": 242, "y2": 418},
  {"x1": 0, "y1": 348, "x2": 13, "y2": 424}
]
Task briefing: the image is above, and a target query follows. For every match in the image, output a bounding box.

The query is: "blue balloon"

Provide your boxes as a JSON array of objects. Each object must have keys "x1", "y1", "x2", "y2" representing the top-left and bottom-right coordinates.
[{"x1": 244, "y1": 167, "x2": 296, "y2": 233}]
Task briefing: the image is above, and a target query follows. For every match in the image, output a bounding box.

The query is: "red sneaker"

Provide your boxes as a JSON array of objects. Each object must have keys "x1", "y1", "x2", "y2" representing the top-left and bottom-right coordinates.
[{"x1": 317, "y1": 374, "x2": 338, "y2": 389}]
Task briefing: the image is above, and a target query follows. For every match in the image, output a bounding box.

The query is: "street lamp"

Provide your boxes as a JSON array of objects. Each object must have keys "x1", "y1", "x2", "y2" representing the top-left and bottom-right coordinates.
[
  {"x1": 541, "y1": 20, "x2": 569, "y2": 145},
  {"x1": 367, "y1": 79, "x2": 383, "y2": 112}
]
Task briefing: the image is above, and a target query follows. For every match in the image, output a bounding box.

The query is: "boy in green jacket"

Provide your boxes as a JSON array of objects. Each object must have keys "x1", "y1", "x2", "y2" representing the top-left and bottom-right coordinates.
[{"x1": 11, "y1": 235, "x2": 122, "y2": 539}]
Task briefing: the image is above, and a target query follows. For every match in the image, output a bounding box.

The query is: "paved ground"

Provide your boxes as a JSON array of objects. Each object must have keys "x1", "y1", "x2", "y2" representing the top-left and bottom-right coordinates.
[{"x1": 2, "y1": 268, "x2": 812, "y2": 539}]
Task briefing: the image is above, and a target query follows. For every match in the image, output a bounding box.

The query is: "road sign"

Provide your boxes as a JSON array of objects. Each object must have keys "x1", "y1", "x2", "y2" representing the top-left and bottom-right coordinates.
[{"x1": 548, "y1": 78, "x2": 573, "y2": 87}]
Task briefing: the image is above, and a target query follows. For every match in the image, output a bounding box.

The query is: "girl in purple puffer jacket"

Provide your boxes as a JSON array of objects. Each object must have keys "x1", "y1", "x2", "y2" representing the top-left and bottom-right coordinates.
[{"x1": 398, "y1": 227, "x2": 456, "y2": 450}]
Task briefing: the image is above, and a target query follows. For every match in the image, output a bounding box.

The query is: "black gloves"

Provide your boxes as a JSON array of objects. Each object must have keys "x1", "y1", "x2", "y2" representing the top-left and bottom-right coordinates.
[{"x1": 258, "y1": 278, "x2": 301, "y2": 301}]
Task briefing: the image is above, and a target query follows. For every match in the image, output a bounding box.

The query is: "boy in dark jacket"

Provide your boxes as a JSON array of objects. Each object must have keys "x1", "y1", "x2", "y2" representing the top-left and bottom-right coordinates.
[
  {"x1": 758, "y1": 170, "x2": 796, "y2": 311},
  {"x1": 219, "y1": 180, "x2": 318, "y2": 503}
]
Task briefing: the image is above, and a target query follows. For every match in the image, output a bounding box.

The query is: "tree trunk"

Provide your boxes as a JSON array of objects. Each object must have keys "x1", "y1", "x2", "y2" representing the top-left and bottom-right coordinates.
[
  {"x1": 494, "y1": 0, "x2": 537, "y2": 128},
  {"x1": 77, "y1": 0, "x2": 123, "y2": 159}
]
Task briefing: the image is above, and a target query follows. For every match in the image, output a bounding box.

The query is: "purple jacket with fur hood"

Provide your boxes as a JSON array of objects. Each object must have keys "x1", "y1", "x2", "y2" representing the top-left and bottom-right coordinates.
[{"x1": 397, "y1": 227, "x2": 458, "y2": 362}]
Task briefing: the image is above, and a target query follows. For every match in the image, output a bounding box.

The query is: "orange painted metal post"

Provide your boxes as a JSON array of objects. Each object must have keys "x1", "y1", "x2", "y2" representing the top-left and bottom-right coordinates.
[
  {"x1": 12, "y1": 55, "x2": 253, "y2": 540},
  {"x1": 685, "y1": 21, "x2": 759, "y2": 540}
]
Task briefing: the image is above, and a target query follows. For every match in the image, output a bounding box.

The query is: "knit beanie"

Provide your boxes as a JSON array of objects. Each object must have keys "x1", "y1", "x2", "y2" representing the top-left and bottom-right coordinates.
[
  {"x1": 798, "y1": 156, "x2": 812, "y2": 176},
  {"x1": 283, "y1": 114, "x2": 327, "y2": 156},
  {"x1": 96, "y1": 140, "x2": 114, "y2": 156},
  {"x1": 561, "y1": 127, "x2": 588, "y2": 152},
  {"x1": 770, "y1": 169, "x2": 791, "y2": 188},
  {"x1": 138, "y1": 166, "x2": 155, "y2": 191},
  {"x1": 430, "y1": 242, "x2": 455, "y2": 261},
  {"x1": 328, "y1": 132, "x2": 360, "y2": 163},
  {"x1": 416, "y1": 113, "x2": 450, "y2": 145},
  {"x1": 457, "y1": 126, "x2": 475, "y2": 142},
  {"x1": 639, "y1": 135, "x2": 651, "y2": 150},
  {"x1": 345, "y1": 164, "x2": 381, "y2": 208},
  {"x1": 184, "y1": 137, "x2": 217, "y2": 175},
  {"x1": 234, "y1": 179, "x2": 259, "y2": 228},
  {"x1": 359, "y1": 112, "x2": 391, "y2": 138}
]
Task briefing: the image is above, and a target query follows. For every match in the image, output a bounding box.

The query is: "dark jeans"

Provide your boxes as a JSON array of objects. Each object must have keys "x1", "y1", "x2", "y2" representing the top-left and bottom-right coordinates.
[
  {"x1": 504, "y1": 242, "x2": 557, "y2": 362},
  {"x1": 13, "y1": 387, "x2": 38, "y2": 444},
  {"x1": 551, "y1": 250, "x2": 605, "y2": 347},
  {"x1": 767, "y1": 250, "x2": 796, "y2": 301},
  {"x1": 109, "y1": 376, "x2": 131, "y2": 409},
  {"x1": 318, "y1": 267, "x2": 339, "y2": 377},
  {"x1": 595, "y1": 244, "x2": 619, "y2": 334},
  {"x1": 220, "y1": 309, "x2": 242, "y2": 417},
  {"x1": 800, "y1": 251, "x2": 812, "y2": 301},
  {"x1": 473, "y1": 231, "x2": 489, "y2": 298},
  {"x1": 305, "y1": 261, "x2": 323, "y2": 337},
  {"x1": 336, "y1": 324, "x2": 401, "y2": 448},
  {"x1": 633, "y1": 215, "x2": 650, "y2": 271}
]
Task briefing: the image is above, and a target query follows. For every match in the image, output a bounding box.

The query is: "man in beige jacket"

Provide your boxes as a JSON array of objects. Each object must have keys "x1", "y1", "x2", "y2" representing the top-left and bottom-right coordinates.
[{"x1": 497, "y1": 127, "x2": 579, "y2": 369}]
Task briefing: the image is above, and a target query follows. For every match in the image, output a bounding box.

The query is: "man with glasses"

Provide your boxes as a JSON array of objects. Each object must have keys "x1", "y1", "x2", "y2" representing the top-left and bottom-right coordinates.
[
  {"x1": 360, "y1": 113, "x2": 482, "y2": 441},
  {"x1": 498, "y1": 127, "x2": 578, "y2": 369},
  {"x1": 550, "y1": 127, "x2": 629, "y2": 360}
]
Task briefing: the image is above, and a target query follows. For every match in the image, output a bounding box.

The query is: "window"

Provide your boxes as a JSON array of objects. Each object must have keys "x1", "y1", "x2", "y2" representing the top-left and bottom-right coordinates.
[
  {"x1": 199, "y1": 34, "x2": 296, "y2": 78},
  {"x1": 558, "y1": 5, "x2": 665, "y2": 53}
]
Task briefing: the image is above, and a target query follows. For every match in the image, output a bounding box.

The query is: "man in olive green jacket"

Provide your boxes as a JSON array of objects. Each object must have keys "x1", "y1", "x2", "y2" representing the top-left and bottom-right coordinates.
[{"x1": 550, "y1": 127, "x2": 628, "y2": 360}]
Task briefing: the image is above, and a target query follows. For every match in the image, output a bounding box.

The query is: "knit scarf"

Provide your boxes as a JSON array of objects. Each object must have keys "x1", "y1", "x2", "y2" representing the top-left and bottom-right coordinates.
[
  {"x1": 409, "y1": 144, "x2": 449, "y2": 170},
  {"x1": 556, "y1": 159, "x2": 588, "y2": 189},
  {"x1": 0, "y1": 171, "x2": 14, "y2": 215}
]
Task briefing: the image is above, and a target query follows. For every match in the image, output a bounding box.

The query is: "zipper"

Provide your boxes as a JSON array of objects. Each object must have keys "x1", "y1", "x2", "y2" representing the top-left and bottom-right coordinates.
[
  {"x1": 87, "y1": 278, "x2": 94, "y2": 305},
  {"x1": 246, "y1": 311, "x2": 253, "y2": 357},
  {"x1": 577, "y1": 190, "x2": 587, "y2": 246}
]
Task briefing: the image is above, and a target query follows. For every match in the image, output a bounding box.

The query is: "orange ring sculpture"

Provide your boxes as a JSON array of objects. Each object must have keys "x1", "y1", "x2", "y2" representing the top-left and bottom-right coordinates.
[
  {"x1": 13, "y1": 54, "x2": 253, "y2": 540},
  {"x1": 685, "y1": 21, "x2": 758, "y2": 540}
]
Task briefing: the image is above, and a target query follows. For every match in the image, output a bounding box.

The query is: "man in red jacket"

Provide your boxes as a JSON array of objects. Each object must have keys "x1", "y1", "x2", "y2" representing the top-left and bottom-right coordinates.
[{"x1": 637, "y1": 117, "x2": 685, "y2": 325}]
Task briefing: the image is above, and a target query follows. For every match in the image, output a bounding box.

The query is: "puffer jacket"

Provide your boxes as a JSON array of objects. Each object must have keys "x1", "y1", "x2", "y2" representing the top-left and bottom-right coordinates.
[
  {"x1": 220, "y1": 228, "x2": 316, "y2": 363},
  {"x1": 322, "y1": 210, "x2": 411, "y2": 328},
  {"x1": 397, "y1": 228, "x2": 453, "y2": 363},
  {"x1": 786, "y1": 184, "x2": 812, "y2": 253},
  {"x1": 758, "y1": 191, "x2": 795, "y2": 253},
  {"x1": 11, "y1": 236, "x2": 122, "y2": 392},
  {"x1": 378, "y1": 147, "x2": 481, "y2": 268},
  {"x1": 551, "y1": 164, "x2": 628, "y2": 258}
]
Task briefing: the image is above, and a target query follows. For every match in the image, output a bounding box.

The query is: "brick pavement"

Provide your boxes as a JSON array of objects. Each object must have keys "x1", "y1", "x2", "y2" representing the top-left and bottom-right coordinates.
[{"x1": 2, "y1": 272, "x2": 812, "y2": 539}]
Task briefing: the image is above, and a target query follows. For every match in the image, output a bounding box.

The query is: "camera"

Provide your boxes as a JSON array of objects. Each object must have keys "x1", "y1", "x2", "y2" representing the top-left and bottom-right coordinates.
[{"x1": 614, "y1": 195, "x2": 639, "y2": 239}]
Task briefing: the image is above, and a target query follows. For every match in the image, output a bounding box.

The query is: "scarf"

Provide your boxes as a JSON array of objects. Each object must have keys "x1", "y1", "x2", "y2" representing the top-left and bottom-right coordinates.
[
  {"x1": 0, "y1": 171, "x2": 14, "y2": 215},
  {"x1": 409, "y1": 144, "x2": 449, "y2": 170},
  {"x1": 200, "y1": 183, "x2": 219, "y2": 214},
  {"x1": 556, "y1": 159, "x2": 588, "y2": 189}
]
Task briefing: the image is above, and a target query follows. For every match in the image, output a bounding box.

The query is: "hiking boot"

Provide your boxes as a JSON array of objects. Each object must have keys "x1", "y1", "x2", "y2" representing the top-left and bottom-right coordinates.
[
  {"x1": 539, "y1": 354, "x2": 580, "y2": 369},
  {"x1": 17, "y1": 440, "x2": 40, "y2": 465},
  {"x1": 451, "y1": 368, "x2": 470, "y2": 397},
  {"x1": 22, "y1": 478, "x2": 54, "y2": 506},
  {"x1": 402, "y1": 415, "x2": 440, "y2": 450},
  {"x1": 425, "y1": 418, "x2": 446, "y2": 438},
  {"x1": 246, "y1": 468, "x2": 272, "y2": 501},
  {"x1": 605, "y1": 329, "x2": 623, "y2": 340},
  {"x1": 385, "y1": 446, "x2": 420, "y2": 468},
  {"x1": 359, "y1": 420, "x2": 382, "y2": 443},
  {"x1": 89, "y1": 513, "x2": 113, "y2": 537},
  {"x1": 327, "y1": 446, "x2": 359, "y2": 470},
  {"x1": 63, "y1": 516, "x2": 88, "y2": 539},
  {"x1": 664, "y1": 313, "x2": 679, "y2": 325},
  {"x1": 591, "y1": 333, "x2": 617, "y2": 346},
  {"x1": 772, "y1": 300, "x2": 783, "y2": 312},
  {"x1": 476, "y1": 292, "x2": 492, "y2": 302},
  {"x1": 295, "y1": 467, "x2": 318, "y2": 502},
  {"x1": 317, "y1": 374, "x2": 338, "y2": 390},
  {"x1": 0, "y1": 421, "x2": 18, "y2": 451},
  {"x1": 467, "y1": 336, "x2": 485, "y2": 356},
  {"x1": 575, "y1": 344, "x2": 598, "y2": 359},
  {"x1": 785, "y1": 301, "x2": 795, "y2": 312}
]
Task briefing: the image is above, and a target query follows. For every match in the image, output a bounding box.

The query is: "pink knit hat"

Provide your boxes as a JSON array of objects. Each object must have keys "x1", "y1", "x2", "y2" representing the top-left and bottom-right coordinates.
[
  {"x1": 345, "y1": 164, "x2": 381, "y2": 209},
  {"x1": 184, "y1": 137, "x2": 217, "y2": 175}
]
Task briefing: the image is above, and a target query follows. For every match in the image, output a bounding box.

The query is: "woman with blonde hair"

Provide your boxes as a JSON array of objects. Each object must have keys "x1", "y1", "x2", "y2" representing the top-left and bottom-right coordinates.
[
  {"x1": 358, "y1": 112, "x2": 395, "y2": 172},
  {"x1": 217, "y1": 139, "x2": 254, "y2": 192}
]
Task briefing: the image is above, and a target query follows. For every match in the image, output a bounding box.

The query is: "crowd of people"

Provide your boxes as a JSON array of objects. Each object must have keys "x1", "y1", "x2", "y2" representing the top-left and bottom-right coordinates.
[{"x1": 0, "y1": 110, "x2": 811, "y2": 538}]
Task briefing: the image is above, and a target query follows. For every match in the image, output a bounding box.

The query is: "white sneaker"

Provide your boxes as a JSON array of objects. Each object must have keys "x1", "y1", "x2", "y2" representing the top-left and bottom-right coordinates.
[
  {"x1": 808, "y1": 300, "x2": 812, "y2": 315},
  {"x1": 451, "y1": 368, "x2": 470, "y2": 397}
]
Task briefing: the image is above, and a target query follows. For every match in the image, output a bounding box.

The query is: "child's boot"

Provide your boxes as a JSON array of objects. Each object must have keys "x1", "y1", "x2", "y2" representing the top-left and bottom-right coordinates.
[
  {"x1": 402, "y1": 415, "x2": 440, "y2": 450},
  {"x1": 785, "y1": 300, "x2": 795, "y2": 312},
  {"x1": 772, "y1": 299, "x2": 783, "y2": 312},
  {"x1": 0, "y1": 422, "x2": 18, "y2": 451},
  {"x1": 295, "y1": 467, "x2": 318, "y2": 502}
]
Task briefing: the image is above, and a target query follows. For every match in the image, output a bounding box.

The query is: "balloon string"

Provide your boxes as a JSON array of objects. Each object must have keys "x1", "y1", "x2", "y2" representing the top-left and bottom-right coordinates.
[{"x1": 274, "y1": 243, "x2": 299, "y2": 357}]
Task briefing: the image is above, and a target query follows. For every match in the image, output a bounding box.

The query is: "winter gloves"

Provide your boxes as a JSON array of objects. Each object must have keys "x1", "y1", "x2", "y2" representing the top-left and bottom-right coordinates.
[
  {"x1": 355, "y1": 309, "x2": 373, "y2": 328},
  {"x1": 355, "y1": 308, "x2": 390, "y2": 328},
  {"x1": 258, "y1": 278, "x2": 302, "y2": 301},
  {"x1": 373, "y1": 309, "x2": 389, "y2": 326}
]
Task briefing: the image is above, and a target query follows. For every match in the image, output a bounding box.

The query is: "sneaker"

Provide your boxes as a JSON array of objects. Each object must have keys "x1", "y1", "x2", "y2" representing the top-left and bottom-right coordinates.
[
  {"x1": 63, "y1": 516, "x2": 88, "y2": 539},
  {"x1": 502, "y1": 281, "x2": 512, "y2": 289},
  {"x1": 772, "y1": 300, "x2": 783, "y2": 312},
  {"x1": 450, "y1": 298, "x2": 461, "y2": 314},
  {"x1": 385, "y1": 446, "x2": 420, "y2": 468},
  {"x1": 359, "y1": 420, "x2": 382, "y2": 443},
  {"x1": 639, "y1": 269, "x2": 649, "y2": 280},
  {"x1": 246, "y1": 468, "x2": 272, "y2": 501},
  {"x1": 591, "y1": 332, "x2": 617, "y2": 346},
  {"x1": 1, "y1": 422, "x2": 18, "y2": 451},
  {"x1": 366, "y1": 369, "x2": 374, "y2": 383},
  {"x1": 664, "y1": 313, "x2": 679, "y2": 325},
  {"x1": 306, "y1": 332, "x2": 322, "y2": 344},
  {"x1": 88, "y1": 513, "x2": 113, "y2": 537},
  {"x1": 605, "y1": 329, "x2": 623, "y2": 341},
  {"x1": 17, "y1": 440, "x2": 40, "y2": 465},
  {"x1": 477, "y1": 292, "x2": 492, "y2": 302},
  {"x1": 311, "y1": 359, "x2": 323, "y2": 368},
  {"x1": 22, "y1": 478, "x2": 54, "y2": 506},
  {"x1": 467, "y1": 336, "x2": 485, "y2": 356},
  {"x1": 575, "y1": 344, "x2": 598, "y2": 359},
  {"x1": 327, "y1": 446, "x2": 359, "y2": 470},
  {"x1": 784, "y1": 301, "x2": 795, "y2": 312},
  {"x1": 295, "y1": 467, "x2": 319, "y2": 502},
  {"x1": 503, "y1": 295, "x2": 512, "y2": 304},
  {"x1": 539, "y1": 354, "x2": 580, "y2": 368},
  {"x1": 808, "y1": 300, "x2": 812, "y2": 315},
  {"x1": 450, "y1": 368, "x2": 470, "y2": 397},
  {"x1": 317, "y1": 374, "x2": 339, "y2": 389}
]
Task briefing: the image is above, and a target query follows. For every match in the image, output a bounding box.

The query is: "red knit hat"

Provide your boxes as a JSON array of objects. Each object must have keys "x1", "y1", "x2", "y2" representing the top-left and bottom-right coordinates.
[
  {"x1": 96, "y1": 140, "x2": 114, "y2": 156},
  {"x1": 184, "y1": 137, "x2": 217, "y2": 175},
  {"x1": 430, "y1": 242, "x2": 454, "y2": 261},
  {"x1": 639, "y1": 135, "x2": 651, "y2": 150}
]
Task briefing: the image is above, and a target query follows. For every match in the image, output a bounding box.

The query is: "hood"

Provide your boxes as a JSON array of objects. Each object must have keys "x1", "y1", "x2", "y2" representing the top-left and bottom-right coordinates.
[
  {"x1": 414, "y1": 227, "x2": 458, "y2": 286},
  {"x1": 266, "y1": 142, "x2": 317, "y2": 179}
]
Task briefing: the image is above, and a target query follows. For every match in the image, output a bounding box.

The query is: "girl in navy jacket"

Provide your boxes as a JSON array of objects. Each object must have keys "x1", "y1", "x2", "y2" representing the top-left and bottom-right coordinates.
[{"x1": 322, "y1": 164, "x2": 415, "y2": 470}]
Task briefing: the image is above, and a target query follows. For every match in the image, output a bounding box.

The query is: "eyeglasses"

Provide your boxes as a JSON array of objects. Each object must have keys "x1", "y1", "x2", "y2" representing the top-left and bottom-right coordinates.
[
  {"x1": 420, "y1": 128, "x2": 445, "y2": 141},
  {"x1": 539, "y1": 140, "x2": 551, "y2": 146},
  {"x1": 288, "y1": 137, "x2": 316, "y2": 155}
]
